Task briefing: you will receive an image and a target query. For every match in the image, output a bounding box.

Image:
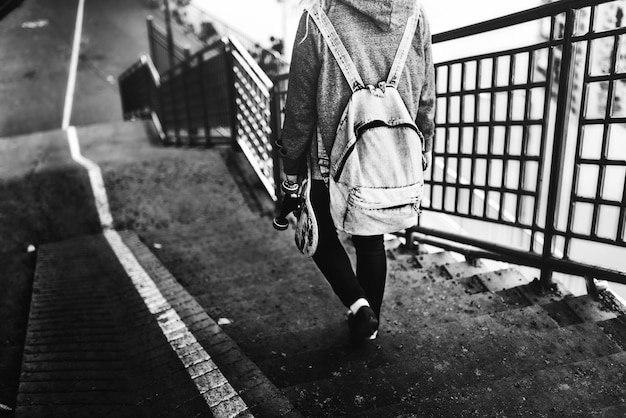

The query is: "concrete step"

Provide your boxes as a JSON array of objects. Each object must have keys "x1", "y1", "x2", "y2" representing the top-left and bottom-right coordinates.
[
  {"x1": 76, "y1": 120, "x2": 159, "y2": 155},
  {"x1": 597, "y1": 403, "x2": 626, "y2": 418},
  {"x1": 192, "y1": 272, "x2": 337, "y2": 324},
  {"x1": 478, "y1": 267, "x2": 532, "y2": 292},
  {"x1": 277, "y1": 303, "x2": 616, "y2": 384},
  {"x1": 119, "y1": 231, "x2": 302, "y2": 417},
  {"x1": 78, "y1": 130, "x2": 262, "y2": 234},
  {"x1": 383, "y1": 266, "x2": 529, "y2": 332},
  {"x1": 443, "y1": 258, "x2": 495, "y2": 280},
  {"x1": 413, "y1": 251, "x2": 459, "y2": 269},
  {"x1": 223, "y1": 297, "x2": 346, "y2": 345},
  {"x1": 280, "y1": 308, "x2": 623, "y2": 416},
  {"x1": 0, "y1": 128, "x2": 74, "y2": 179},
  {"x1": 565, "y1": 293, "x2": 623, "y2": 323},
  {"x1": 0, "y1": 128, "x2": 102, "y2": 254},
  {"x1": 142, "y1": 216, "x2": 280, "y2": 245},
  {"x1": 491, "y1": 280, "x2": 621, "y2": 327},
  {"x1": 146, "y1": 237, "x2": 302, "y2": 285},
  {"x1": 598, "y1": 315, "x2": 626, "y2": 351},
  {"x1": 410, "y1": 258, "x2": 615, "y2": 326},
  {"x1": 363, "y1": 351, "x2": 626, "y2": 417}
]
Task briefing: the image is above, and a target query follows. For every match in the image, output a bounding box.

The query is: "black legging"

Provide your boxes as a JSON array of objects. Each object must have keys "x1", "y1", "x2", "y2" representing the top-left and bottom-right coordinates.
[{"x1": 310, "y1": 180, "x2": 387, "y2": 318}]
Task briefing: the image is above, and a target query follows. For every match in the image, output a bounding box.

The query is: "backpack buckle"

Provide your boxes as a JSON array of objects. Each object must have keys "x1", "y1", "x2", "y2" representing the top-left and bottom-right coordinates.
[{"x1": 366, "y1": 82, "x2": 386, "y2": 97}]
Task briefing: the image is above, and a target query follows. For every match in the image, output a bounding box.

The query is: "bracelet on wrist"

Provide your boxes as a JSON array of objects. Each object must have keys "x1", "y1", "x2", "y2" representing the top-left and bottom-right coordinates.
[{"x1": 281, "y1": 180, "x2": 299, "y2": 193}]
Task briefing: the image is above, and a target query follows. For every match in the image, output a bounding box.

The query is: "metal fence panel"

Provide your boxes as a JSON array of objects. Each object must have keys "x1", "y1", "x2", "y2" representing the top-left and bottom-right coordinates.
[
  {"x1": 413, "y1": 0, "x2": 626, "y2": 284},
  {"x1": 231, "y1": 44, "x2": 276, "y2": 200}
]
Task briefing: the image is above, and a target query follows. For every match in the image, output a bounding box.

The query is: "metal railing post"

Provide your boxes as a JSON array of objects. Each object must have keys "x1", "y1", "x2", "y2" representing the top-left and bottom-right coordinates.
[
  {"x1": 149, "y1": 69, "x2": 161, "y2": 127},
  {"x1": 160, "y1": 82, "x2": 170, "y2": 145},
  {"x1": 224, "y1": 40, "x2": 240, "y2": 151},
  {"x1": 183, "y1": 46, "x2": 194, "y2": 145},
  {"x1": 270, "y1": 84, "x2": 283, "y2": 209},
  {"x1": 147, "y1": 16, "x2": 156, "y2": 66},
  {"x1": 540, "y1": 8, "x2": 577, "y2": 288},
  {"x1": 163, "y1": 0, "x2": 175, "y2": 71},
  {"x1": 405, "y1": 228, "x2": 416, "y2": 251},
  {"x1": 144, "y1": 62, "x2": 153, "y2": 118},
  {"x1": 197, "y1": 53, "x2": 212, "y2": 147}
]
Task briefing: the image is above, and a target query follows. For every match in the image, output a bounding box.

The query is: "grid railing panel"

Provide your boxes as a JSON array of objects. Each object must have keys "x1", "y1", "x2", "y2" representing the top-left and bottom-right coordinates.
[
  {"x1": 120, "y1": 35, "x2": 232, "y2": 146},
  {"x1": 200, "y1": 49, "x2": 234, "y2": 142},
  {"x1": 426, "y1": 41, "x2": 561, "y2": 255},
  {"x1": 561, "y1": 2, "x2": 626, "y2": 269},
  {"x1": 231, "y1": 45, "x2": 276, "y2": 200},
  {"x1": 415, "y1": 0, "x2": 626, "y2": 284},
  {"x1": 118, "y1": 57, "x2": 159, "y2": 121},
  {"x1": 148, "y1": 20, "x2": 187, "y2": 74}
]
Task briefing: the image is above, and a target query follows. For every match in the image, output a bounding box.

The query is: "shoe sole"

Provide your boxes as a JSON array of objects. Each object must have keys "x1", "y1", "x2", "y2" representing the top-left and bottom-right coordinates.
[{"x1": 350, "y1": 315, "x2": 379, "y2": 343}]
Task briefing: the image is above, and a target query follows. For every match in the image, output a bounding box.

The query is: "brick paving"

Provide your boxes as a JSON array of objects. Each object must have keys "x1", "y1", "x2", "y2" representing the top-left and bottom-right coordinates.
[{"x1": 17, "y1": 234, "x2": 215, "y2": 417}]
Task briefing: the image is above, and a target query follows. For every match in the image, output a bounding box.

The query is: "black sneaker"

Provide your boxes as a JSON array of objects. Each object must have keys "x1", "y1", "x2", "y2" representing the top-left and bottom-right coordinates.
[{"x1": 348, "y1": 306, "x2": 379, "y2": 343}]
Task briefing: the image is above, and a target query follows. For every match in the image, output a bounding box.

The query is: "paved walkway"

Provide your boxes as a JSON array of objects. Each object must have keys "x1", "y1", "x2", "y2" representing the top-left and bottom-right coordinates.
[{"x1": 0, "y1": 0, "x2": 196, "y2": 139}]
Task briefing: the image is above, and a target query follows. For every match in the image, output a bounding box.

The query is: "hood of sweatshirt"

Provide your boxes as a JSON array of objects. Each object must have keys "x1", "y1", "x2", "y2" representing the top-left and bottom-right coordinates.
[{"x1": 335, "y1": 0, "x2": 419, "y2": 32}]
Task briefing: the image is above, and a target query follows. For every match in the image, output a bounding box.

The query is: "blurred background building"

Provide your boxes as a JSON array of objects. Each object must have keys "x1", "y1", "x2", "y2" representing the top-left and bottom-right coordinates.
[{"x1": 177, "y1": 0, "x2": 548, "y2": 59}]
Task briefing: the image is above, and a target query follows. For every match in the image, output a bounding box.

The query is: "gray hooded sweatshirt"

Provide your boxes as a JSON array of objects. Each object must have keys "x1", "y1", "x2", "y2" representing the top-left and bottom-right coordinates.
[{"x1": 279, "y1": 0, "x2": 436, "y2": 176}]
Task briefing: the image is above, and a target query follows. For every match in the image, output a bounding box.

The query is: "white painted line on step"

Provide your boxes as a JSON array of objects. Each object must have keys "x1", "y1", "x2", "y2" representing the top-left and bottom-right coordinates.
[
  {"x1": 104, "y1": 230, "x2": 251, "y2": 417},
  {"x1": 66, "y1": 127, "x2": 252, "y2": 418},
  {"x1": 66, "y1": 127, "x2": 114, "y2": 229},
  {"x1": 62, "y1": 0, "x2": 85, "y2": 130}
]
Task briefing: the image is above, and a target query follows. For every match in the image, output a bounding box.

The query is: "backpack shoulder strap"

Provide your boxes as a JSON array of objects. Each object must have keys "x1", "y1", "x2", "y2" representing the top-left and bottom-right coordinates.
[
  {"x1": 306, "y1": 4, "x2": 364, "y2": 92},
  {"x1": 386, "y1": 10, "x2": 420, "y2": 87}
]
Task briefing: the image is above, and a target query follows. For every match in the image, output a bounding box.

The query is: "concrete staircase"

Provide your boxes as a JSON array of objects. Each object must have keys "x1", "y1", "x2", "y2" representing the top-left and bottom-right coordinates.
[
  {"x1": 4, "y1": 120, "x2": 626, "y2": 417},
  {"x1": 146, "y1": 215, "x2": 626, "y2": 416}
]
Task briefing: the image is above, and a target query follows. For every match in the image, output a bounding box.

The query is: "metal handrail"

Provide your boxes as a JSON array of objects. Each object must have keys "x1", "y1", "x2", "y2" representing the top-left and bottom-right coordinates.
[
  {"x1": 433, "y1": 0, "x2": 607, "y2": 42},
  {"x1": 228, "y1": 37, "x2": 273, "y2": 92}
]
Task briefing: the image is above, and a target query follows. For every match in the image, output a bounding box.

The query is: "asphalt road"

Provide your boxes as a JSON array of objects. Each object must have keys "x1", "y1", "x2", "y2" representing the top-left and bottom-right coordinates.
[{"x1": 0, "y1": 0, "x2": 151, "y2": 138}]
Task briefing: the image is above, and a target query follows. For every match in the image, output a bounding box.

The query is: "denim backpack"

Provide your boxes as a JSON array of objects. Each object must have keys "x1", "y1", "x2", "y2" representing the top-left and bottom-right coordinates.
[{"x1": 307, "y1": 4, "x2": 425, "y2": 235}]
